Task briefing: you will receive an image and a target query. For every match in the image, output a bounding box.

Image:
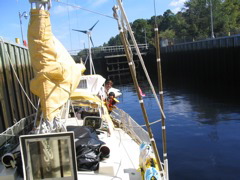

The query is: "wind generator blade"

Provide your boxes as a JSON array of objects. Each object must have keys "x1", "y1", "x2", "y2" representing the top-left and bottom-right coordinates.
[
  {"x1": 89, "y1": 20, "x2": 99, "y2": 31},
  {"x1": 72, "y1": 29, "x2": 87, "y2": 34},
  {"x1": 90, "y1": 36, "x2": 94, "y2": 47}
]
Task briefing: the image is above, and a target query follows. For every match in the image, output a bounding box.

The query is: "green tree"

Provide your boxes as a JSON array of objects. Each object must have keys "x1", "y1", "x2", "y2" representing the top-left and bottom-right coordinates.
[
  {"x1": 183, "y1": 0, "x2": 210, "y2": 40},
  {"x1": 102, "y1": 0, "x2": 240, "y2": 47},
  {"x1": 218, "y1": 0, "x2": 240, "y2": 36},
  {"x1": 160, "y1": 29, "x2": 175, "y2": 40},
  {"x1": 107, "y1": 34, "x2": 121, "y2": 46},
  {"x1": 160, "y1": 9, "x2": 177, "y2": 31},
  {"x1": 149, "y1": 15, "x2": 163, "y2": 27},
  {"x1": 131, "y1": 19, "x2": 152, "y2": 44},
  {"x1": 173, "y1": 12, "x2": 188, "y2": 41}
]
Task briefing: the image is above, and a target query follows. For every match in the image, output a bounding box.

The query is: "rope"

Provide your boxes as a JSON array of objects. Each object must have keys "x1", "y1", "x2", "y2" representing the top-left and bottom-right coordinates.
[
  {"x1": 56, "y1": 0, "x2": 115, "y2": 19},
  {"x1": 0, "y1": 37, "x2": 37, "y2": 111},
  {"x1": 33, "y1": 99, "x2": 41, "y2": 128}
]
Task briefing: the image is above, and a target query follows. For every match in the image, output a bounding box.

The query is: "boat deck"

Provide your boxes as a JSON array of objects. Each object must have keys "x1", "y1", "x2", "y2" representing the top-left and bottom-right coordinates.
[
  {"x1": 66, "y1": 118, "x2": 142, "y2": 180},
  {"x1": 0, "y1": 117, "x2": 142, "y2": 180}
]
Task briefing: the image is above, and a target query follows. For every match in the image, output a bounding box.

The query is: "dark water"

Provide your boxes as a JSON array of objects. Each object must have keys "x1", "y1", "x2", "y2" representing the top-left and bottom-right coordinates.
[{"x1": 113, "y1": 76, "x2": 240, "y2": 180}]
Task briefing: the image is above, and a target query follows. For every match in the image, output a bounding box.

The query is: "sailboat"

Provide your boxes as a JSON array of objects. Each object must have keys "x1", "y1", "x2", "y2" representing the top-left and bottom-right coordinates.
[{"x1": 0, "y1": 0, "x2": 168, "y2": 180}]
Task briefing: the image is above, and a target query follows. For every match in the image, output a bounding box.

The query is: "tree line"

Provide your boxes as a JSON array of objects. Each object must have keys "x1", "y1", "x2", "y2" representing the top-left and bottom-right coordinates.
[{"x1": 104, "y1": 0, "x2": 240, "y2": 46}]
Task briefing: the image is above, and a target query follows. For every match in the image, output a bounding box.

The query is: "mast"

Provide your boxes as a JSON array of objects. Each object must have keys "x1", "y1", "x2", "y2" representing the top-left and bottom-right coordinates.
[
  {"x1": 114, "y1": 0, "x2": 165, "y2": 176},
  {"x1": 153, "y1": 0, "x2": 169, "y2": 178},
  {"x1": 88, "y1": 32, "x2": 93, "y2": 75}
]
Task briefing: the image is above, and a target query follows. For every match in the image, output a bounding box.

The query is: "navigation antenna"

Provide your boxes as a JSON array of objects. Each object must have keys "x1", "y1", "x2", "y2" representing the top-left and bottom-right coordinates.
[{"x1": 72, "y1": 20, "x2": 99, "y2": 75}]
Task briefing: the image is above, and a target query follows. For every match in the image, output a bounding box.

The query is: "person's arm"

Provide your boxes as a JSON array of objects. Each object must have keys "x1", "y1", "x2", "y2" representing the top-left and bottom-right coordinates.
[{"x1": 112, "y1": 98, "x2": 119, "y2": 105}]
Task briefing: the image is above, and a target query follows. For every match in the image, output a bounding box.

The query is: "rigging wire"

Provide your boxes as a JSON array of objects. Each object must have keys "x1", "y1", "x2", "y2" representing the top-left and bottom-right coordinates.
[
  {"x1": 124, "y1": 119, "x2": 161, "y2": 128},
  {"x1": 153, "y1": 0, "x2": 157, "y2": 25},
  {"x1": 67, "y1": 0, "x2": 73, "y2": 50},
  {"x1": 55, "y1": 0, "x2": 115, "y2": 20},
  {"x1": 74, "y1": 0, "x2": 81, "y2": 48}
]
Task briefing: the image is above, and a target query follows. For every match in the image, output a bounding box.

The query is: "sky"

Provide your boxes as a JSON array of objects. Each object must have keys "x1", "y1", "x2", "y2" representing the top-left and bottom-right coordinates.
[{"x1": 0, "y1": 0, "x2": 186, "y2": 54}]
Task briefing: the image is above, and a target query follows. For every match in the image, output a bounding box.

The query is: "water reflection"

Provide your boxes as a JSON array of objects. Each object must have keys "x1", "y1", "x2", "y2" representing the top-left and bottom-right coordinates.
[
  {"x1": 111, "y1": 73, "x2": 240, "y2": 126},
  {"x1": 163, "y1": 78, "x2": 240, "y2": 125}
]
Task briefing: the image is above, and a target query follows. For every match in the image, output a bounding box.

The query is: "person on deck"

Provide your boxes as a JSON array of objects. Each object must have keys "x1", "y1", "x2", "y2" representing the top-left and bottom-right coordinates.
[
  {"x1": 105, "y1": 92, "x2": 119, "y2": 113},
  {"x1": 98, "y1": 79, "x2": 122, "y2": 101},
  {"x1": 98, "y1": 80, "x2": 113, "y2": 100},
  {"x1": 105, "y1": 80, "x2": 113, "y2": 95}
]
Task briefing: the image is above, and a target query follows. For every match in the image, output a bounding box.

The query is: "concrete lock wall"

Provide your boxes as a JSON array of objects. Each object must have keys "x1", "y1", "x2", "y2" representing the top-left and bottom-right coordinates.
[{"x1": 0, "y1": 39, "x2": 37, "y2": 133}]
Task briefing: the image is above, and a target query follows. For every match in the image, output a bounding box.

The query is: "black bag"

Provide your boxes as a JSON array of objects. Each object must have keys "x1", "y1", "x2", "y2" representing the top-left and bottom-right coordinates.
[
  {"x1": 76, "y1": 146, "x2": 100, "y2": 171},
  {"x1": 67, "y1": 126, "x2": 104, "y2": 171}
]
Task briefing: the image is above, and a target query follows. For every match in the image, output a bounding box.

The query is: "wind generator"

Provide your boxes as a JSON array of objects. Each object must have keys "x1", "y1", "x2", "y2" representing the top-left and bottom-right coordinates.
[{"x1": 72, "y1": 20, "x2": 99, "y2": 75}]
